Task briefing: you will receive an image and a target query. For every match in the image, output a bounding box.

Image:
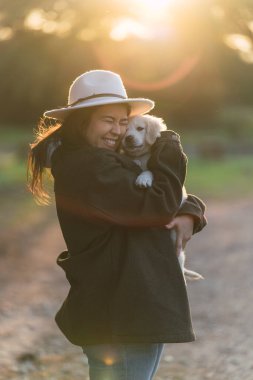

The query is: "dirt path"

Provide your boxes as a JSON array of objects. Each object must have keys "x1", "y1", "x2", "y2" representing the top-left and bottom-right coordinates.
[{"x1": 1, "y1": 199, "x2": 253, "y2": 380}]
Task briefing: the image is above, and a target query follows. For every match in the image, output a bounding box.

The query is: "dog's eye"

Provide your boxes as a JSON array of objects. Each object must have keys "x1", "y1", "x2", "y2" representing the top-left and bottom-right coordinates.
[{"x1": 136, "y1": 126, "x2": 144, "y2": 131}]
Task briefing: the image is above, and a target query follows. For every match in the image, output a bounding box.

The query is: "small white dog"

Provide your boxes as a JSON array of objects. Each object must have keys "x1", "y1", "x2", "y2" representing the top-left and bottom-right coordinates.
[{"x1": 122, "y1": 114, "x2": 203, "y2": 282}]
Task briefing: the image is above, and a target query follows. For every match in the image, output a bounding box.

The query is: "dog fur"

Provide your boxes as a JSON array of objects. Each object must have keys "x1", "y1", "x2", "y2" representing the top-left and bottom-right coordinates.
[{"x1": 122, "y1": 114, "x2": 203, "y2": 282}]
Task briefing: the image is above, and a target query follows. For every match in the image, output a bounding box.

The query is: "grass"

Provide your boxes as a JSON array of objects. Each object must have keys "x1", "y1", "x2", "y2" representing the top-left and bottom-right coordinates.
[
  {"x1": 0, "y1": 126, "x2": 54, "y2": 233},
  {"x1": 0, "y1": 125, "x2": 33, "y2": 187},
  {"x1": 185, "y1": 155, "x2": 253, "y2": 200},
  {"x1": 0, "y1": 124, "x2": 252, "y2": 249},
  {"x1": 0, "y1": 154, "x2": 27, "y2": 186},
  {"x1": 178, "y1": 105, "x2": 253, "y2": 145},
  {"x1": 0, "y1": 126, "x2": 32, "y2": 146},
  {"x1": 0, "y1": 124, "x2": 253, "y2": 202}
]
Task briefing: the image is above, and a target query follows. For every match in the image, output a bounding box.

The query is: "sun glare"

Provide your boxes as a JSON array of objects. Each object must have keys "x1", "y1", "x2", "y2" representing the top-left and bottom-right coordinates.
[
  {"x1": 131, "y1": 0, "x2": 180, "y2": 20},
  {"x1": 109, "y1": 0, "x2": 183, "y2": 41},
  {"x1": 110, "y1": 18, "x2": 152, "y2": 41},
  {"x1": 224, "y1": 34, "x2": 252, "y2": 53}
]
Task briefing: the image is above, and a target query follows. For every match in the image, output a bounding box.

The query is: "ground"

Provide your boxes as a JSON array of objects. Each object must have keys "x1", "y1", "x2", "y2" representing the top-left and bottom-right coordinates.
[{"x1": 1, "y1": 199, "x2": 253, "y2": 380}]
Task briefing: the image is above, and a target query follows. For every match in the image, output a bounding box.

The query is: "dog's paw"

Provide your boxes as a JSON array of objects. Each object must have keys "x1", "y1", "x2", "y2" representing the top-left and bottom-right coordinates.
[{"x1": 135, "y1": 171, "x2": 154, "y2": 188}]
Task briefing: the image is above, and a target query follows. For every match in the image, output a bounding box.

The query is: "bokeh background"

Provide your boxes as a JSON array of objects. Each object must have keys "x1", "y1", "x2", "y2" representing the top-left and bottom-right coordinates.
[
  {"x1": 1, "y1": 1, "x2": 253, "y2": 379},
  {"x1": 1, "y1": 0, "x2": 253, "y2": 199}
]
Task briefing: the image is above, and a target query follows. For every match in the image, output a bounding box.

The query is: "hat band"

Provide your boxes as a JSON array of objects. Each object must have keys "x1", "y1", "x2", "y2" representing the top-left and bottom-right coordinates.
[{"x1": 68, "y1": 93, "x2": 127, "y2": 107}]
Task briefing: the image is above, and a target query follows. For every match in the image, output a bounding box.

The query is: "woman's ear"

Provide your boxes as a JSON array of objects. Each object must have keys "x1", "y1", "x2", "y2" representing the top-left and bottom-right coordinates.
[{"x1": 145, "y1": 117, "x2": 165, "y2": 145}]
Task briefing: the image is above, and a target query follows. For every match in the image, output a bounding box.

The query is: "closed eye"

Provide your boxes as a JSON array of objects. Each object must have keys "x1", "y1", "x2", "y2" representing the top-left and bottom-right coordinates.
[
  {"x1": 136, "y1": 126, "x2": 144, "y2": 131},
  {"x1": 103, "y1": 117, "x2": 114, "y2": 123}
]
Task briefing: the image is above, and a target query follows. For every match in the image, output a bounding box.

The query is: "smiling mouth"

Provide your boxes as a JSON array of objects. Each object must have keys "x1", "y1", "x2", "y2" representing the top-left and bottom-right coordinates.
[{"x1": 103, "y1": 138, "x2": 119, "y2": 148}]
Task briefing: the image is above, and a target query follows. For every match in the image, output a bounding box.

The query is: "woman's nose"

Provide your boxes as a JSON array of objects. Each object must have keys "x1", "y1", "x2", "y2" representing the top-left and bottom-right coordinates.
[{"x1": 111, "y1": 122, "x2": 123, "y2": 135}]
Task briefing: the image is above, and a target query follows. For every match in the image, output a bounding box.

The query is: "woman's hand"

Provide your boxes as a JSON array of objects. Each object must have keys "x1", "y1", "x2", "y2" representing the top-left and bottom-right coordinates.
[{"x1": 165, "y1": 215, "x2": 194, "y2": 256}]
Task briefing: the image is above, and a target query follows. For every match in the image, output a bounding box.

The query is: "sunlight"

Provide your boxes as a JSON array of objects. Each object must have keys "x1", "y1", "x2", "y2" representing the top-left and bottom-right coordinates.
[
  {"x1": 130, "y1": 0, "x2": 180, "y2": 20},
  {"x1": 210, "y1": 5, "x2": 225, "y2": 20},
  {"x1": 110, "y1": 18, "x2": 152, "y2": 41},
  {"x1": 42, "y1": 20, "x2": 58, "y2": 34},
  {"x1": 24, "y1": 8, "x2": 72, "y2": 36},
  {"x1": 53, "y1": 0, "x2": 68, "y2": 11},
  {"x1": 77, "y1": 28, "x2": 97, "y2": 41},
  {"x1": 0, "y1": 27, "x2": 14, "y2": 41},
  {"x1": 224, "y1": 34, "x2": 252, "y2": 53},
  {"x1": 109, "y1": 0, "x2": 184, "y2": 41},
  {"x1": 239, "y1": 51, "x2": 253, "y2": 64},
  {"x1": 24, "y1": 9, "x2": 45, "y2": 31},
  {"x1": 55, "y1": 21, "x2": 72, "y2": 37}
]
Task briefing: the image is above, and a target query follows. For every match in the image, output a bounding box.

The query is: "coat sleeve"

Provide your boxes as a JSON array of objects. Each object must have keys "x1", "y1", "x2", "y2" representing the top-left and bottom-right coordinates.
[
  {"x1": 177, "y1": 194, "x2": 207, "y2": 234},
  {"x1": 147, "y1": 130, "x2": 207, "y2": 233},
  {"x1": 53, "y1": 131, "x2": 187, "y2": 227}
]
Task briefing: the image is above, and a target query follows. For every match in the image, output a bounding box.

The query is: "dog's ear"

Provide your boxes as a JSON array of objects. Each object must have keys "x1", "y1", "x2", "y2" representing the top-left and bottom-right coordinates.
[{"x1": 145, "y1": 116, "x2": 167, "y2": 145}]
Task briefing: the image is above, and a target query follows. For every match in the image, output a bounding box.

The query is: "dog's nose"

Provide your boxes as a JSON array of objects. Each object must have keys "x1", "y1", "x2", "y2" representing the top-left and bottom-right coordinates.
[{"x1": 125, "y1": 135, "x2": 134, "y2": 144}]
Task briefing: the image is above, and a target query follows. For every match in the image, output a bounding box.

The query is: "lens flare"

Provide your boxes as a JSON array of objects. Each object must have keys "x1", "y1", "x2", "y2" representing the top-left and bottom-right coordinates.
[
  {"x1": 110, "y1": 18, "x2": 153, "y2": 41},
  {"x1": 132, "y1": 0, "x2": 179, "y2": 19},
  {"x1": 93, "y1": 44, "x2": 200, "y2": 91},
  {"x1": 121, "y1": 54, "x2": 200, "y2": 91},
  {"x1": 104, "y1": 357, "x2": 114, "y2": 365}
]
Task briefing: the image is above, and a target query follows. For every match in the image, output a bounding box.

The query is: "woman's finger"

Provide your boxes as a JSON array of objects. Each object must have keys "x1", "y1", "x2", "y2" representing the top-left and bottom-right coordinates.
[{"x1": 165, "y1": 220, "x2": 176, "y2": 229}]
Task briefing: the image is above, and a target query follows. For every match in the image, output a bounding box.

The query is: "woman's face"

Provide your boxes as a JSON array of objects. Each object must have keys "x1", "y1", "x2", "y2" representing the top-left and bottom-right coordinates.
[{"x1": 85, "y1": 104, "x2": 129, "y2": 151}]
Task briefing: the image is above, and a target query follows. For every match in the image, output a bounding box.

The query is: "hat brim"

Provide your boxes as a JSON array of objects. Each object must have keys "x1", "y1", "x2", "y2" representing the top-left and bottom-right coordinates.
[{"x1": 43, "y1": 97, "x2": 154, "y2": 120}]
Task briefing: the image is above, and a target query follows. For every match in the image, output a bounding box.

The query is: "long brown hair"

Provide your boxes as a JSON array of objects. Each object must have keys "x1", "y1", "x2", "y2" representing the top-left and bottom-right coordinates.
[{"x1": 27, "y1": 108, "x2": 95, "y2": 205}]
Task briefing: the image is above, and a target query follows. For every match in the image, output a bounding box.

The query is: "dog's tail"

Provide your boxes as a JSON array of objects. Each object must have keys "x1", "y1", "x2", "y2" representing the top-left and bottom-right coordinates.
[{"x1": 184, "y1": 268, "x2": 204, "y2": 281}]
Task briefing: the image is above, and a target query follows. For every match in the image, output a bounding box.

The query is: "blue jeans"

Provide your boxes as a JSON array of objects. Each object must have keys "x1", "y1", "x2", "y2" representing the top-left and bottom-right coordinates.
[{"x1": 82, "y1": 343, "x2": 164, "y2": 380}]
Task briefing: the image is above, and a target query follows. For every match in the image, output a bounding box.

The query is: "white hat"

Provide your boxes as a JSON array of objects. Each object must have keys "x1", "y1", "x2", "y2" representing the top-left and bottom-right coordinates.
[{"x1": 44, "y1": 70, "x2": 154, "y2": 120}]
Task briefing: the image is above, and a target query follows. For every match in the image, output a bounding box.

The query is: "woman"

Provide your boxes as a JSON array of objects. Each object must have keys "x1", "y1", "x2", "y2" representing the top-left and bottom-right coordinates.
[{"x1": 28, "y1": 70, "x2": 207, "y2": 380}]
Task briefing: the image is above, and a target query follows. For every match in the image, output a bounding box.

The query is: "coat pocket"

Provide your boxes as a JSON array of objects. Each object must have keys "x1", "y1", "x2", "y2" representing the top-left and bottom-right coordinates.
[{"x1": 56, "y1": 247, "x2": 113, "y2": 292}]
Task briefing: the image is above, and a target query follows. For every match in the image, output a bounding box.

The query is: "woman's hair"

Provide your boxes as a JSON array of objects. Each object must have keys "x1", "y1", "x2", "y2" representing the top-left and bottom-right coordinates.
[
  {"x1": 27, "y1": 103, "x2": 131, "y2": 204},
  {"x1": 27, "y1": 108, "x2": 95, "y2": 205}
]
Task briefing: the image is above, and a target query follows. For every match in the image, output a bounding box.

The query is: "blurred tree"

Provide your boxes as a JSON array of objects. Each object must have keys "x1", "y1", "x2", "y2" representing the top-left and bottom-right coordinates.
[{"x1": 0, "y1": 0, "x2": 253, "y2": 126}]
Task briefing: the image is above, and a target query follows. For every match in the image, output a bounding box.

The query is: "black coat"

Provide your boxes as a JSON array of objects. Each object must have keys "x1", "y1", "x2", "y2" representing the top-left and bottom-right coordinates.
[{"x1": 51, "y1": 131, "x2": 207, "y2": 346}]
